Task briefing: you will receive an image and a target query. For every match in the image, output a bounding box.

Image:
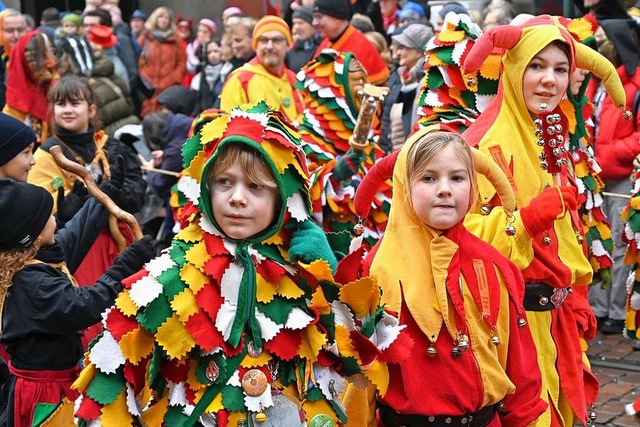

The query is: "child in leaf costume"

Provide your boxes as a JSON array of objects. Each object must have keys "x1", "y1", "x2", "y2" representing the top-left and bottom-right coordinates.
[{"x1": 73, "y1": 102, "x2": 408, "y2": 427}]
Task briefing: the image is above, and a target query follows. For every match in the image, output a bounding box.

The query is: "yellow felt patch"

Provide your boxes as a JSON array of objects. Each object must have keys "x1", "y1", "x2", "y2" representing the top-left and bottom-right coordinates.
[
  {"x1": 438, "y1": 29, "x2": 465, "y2": 43},
  {"x1": 340, "y1": 277, "x2": 378, "y2": 318},
  {"x1": 630, "y1": 196, "x2": 640, "y2": 211},
  {"x1": 256, "y1": 273, "x2": 278, "y2": 303},
  {"x1": 362, "y1": 360, "x2": 390, "y2": 397},
  {"x1": 278, "y1": 274, "x2": 305, "y2": 299},
  {"x1": 567, "y1": 18, "x2": 595, "y2": 42},
  {"x1": 171, "y1": 288, "x2": 200, "y2": 322},
  {"x1": 298, "y1": 325, "x2": 327, "y2": 362},
  {"x1": 140, "y1": 391, "x2": 169, "y2": 426},
  {"x1": 180, "y1": 263, "x2": 210, "y2": 294},
  {"x1": 120, "y1": 327, "x2": 155, "y2": 364},
  {"x1": 175, "y1": 222, "x2": 204, "y2": 243},
  {"x1": 99, "y1": 391, "x2": 131, "y2": 426},
  {"x1": 305, "y1": 259, "x2": 334, "y2": 282},
  {"x1": 263, "y1": 231, "x2": 284, "y2": 247},
  {"x1": 115, "y1": 291, "x2": 139, "y2": 316},
  {"x1": 187, "y1": 150, "x2": 207, "y2": 185},
  {"x1": 262, "y1": 142, "x2": 296, "y2": 175},
  {"x1": 574, "y1": 159, "x2": 589, "y2": 177},
  {"x1": 72, "y1": 363, "x2": 96, "y2": 391},
  {"x1": 595, "y1": 222, "x2": 612, "y2": 239},
  {"x1": 156, "y1": 314, "x2": 196, "y2": 359},
  {"x1": 303, "y1": 398, "x2": 339, "y2": 425},
  {"x1": 184, "y1": 241, "x2": 209, "y2": 271},
  {"x1": 334, "y1": 324, "x2": 358, "y2": 359},
  {"x1": 309, "y1": 287, "x2": 331, "y2": 315},
  {"x1": 240, "y1": 351, "x2": 272, "y2": 368},
  {"x1": 479, "y1": 54, "x2": 501, "y2": 81},
  {"x1": 200, "y1": 118, "x2": 228, "y2": 146}
]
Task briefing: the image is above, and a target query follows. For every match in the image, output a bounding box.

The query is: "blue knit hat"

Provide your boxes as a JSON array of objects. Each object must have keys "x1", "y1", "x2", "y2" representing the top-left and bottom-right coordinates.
[{"x1": 0, "y1": 112, "x2": 37, "y2": 167}]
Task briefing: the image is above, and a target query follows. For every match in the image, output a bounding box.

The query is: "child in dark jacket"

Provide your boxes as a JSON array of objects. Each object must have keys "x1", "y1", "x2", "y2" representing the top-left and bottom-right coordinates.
[{"x1": 0, "y1": 179, "x2": 155, "y2": 427}]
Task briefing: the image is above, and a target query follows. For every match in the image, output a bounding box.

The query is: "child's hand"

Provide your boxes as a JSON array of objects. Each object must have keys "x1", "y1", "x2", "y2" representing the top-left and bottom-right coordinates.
[
  {"x1": 287, "y1": 219, "x2": 338, "y2": 273},
  {"x1": 520, "y1": 185, "x2": 577, "y2": 237},
  {"x1": 56, "y1": 180, "x2": 89, "y2": 225},
  {"x1": 105, "y1": 235, "x2": 156, "y2": 281},
  {"x1": 99, "y1": 155, "x2": 126, "y2": 207}
]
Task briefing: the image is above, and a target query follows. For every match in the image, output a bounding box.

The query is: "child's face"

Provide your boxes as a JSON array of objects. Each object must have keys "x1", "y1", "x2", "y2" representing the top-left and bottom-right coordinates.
[
  {"x1": 206, "y1": 42, "x2": 221, "y2": 65},
  {"x1": 210, "y1": 163, "x2": 279, "y2": 239},
  {"x1": 38, "y1": 214, "x2": 56, "y2": 247},
  {"x1": 410, "y1": 144, "x2": 471, "y2": 231},
  {"x1": 0, "y1": 143, "x2": 35, "y2": 181},
  {"x1": 63, "y1": 22, "x2": 78, "y2": 35},
  {"x1": 54, "y1": 98, "x2": 96, "y2": 133},
  {"x1": 522, "y1": 43, "x2": 570, "y2": 115}
]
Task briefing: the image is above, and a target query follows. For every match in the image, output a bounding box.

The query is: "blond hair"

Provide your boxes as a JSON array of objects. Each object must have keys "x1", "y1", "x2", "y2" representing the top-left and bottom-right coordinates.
[
  {"x1": 145, "y1": 6, "x2": 176, "y2": 32},
  {"x1": 207, "y1": 143, "x2": 277, "y2": 190},
  {"x1": 0, "y1": 246, "x2": 38, "y2": 303},
  {"x1": 406, "y1": 131, "x2": 477, "y2": 208}
]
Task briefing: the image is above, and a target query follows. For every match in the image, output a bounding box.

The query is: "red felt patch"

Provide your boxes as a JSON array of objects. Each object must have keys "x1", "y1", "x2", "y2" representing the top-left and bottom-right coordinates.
[
  {"x1": 263, "y1": 328, "x2": 302, "y2": 360},
  {"x1": 123, "y1": 358, "x2": 149, "y2": 394},
  {"x1": 349, "y1": 330, "x2": 381, "y2": 366},
  {"x1": 203, "y1": 233, "x2": 229, "y2": 256},
  {"x1": 185, "y1": 310, "x2": 224, "y2": 351},
  {"x1": 121, "y1": 269, "x2": 148, "y2": 289},
  {"x1": 195, "y1": 282, "x2": 224, "y2": 322},
  {"x1": 105, "y1": 308, "x2": 140, "y2": 341},
  {"x1": 379, "y1": 329, "x2": 414, "y2": 364},
  {"x1": 255, "y1": 260, "x2": 287, "y2": 284},
  {"x1": 203, "y1": 255, "x2": 232, "y2": 282},
  {"x1": 334, "y1": 246, "x2": 366, "y2": 284},
  {"x1": 160, "y1": 358, "x2": 189, "y2": 384},
  {"x1": 76, "y1": 395, "x2": 102, "y2": 420}
]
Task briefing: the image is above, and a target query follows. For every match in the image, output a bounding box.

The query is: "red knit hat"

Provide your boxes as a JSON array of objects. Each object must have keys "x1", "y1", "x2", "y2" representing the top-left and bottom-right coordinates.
[
  {"x1": 252, "y1": 15, "x2": 292, "y2": 50},
  {"x1": 87, "y1": 25, "x2": 117, "y2": 49}
]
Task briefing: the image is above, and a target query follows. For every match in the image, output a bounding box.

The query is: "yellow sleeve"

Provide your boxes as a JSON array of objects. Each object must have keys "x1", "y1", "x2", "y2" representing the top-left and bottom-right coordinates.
[
  {"x1": 219, "y1": 73, "x2": 249, "y2": 113},
  {"x1": 342, "y1": 382, "x2": 377, "y2": 426},
  {"x1": 464, "y1": 207, "x2": 534, "y2": 271},
  {"x1": 27, "y1": 150, "x2": 68, "y2": 213}
]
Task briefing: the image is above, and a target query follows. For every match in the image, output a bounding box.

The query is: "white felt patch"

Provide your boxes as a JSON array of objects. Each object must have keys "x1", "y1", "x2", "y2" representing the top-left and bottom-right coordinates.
[
  {"x1": 129, "y1": 274, "x2": 164, "y2": 308},
  {"x1": 88, "y1": 331, "x2": 125, "y2": 374}
]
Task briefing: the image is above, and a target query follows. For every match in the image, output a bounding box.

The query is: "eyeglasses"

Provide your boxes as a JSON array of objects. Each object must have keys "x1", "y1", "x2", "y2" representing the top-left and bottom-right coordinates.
[{"x1": 257, "y1": 36, "x2": 287, "y2": 46}]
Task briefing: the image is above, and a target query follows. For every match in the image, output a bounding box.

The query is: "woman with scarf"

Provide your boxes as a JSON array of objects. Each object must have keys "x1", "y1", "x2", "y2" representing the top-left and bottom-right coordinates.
[
  {"x1": 137, "y1": 6, "x2": 186, "y2": 117},
  {"x1": 461, "y1": 15, "x2": 628, "y2": 426}
]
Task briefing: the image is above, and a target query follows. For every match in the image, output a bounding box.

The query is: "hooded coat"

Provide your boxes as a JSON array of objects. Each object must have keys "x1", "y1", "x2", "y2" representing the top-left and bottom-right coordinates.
[{"x1": 73, "y1": 102, "x2": 406, "y2": 426}]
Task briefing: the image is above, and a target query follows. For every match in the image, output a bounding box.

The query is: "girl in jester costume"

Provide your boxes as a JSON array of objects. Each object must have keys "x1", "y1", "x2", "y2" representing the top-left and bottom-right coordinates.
[
  {"x1": 461, "y1": 15, "x2": 628, "y2": 426},
  {"x1": 73, "y1": 102, "x2": 409, "y2": 427},
  {"x1": 296, "y1": 50, "x2": 391, "y2": 249},
  {"x1": 342, "y1": 126, "x2": 546, "y2": 426}
]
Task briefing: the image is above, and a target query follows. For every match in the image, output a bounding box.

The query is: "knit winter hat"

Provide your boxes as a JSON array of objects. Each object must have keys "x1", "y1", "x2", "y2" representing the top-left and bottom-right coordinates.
[
  {"x1": 313, "y1": 0, "x2": 352, "y2": 21},
  {"x1": 0, "y1": 179, "x2": 53, "y2": 250},
  {"x1": 252, "y1": 15, "x2": 292, "y2": 50},
  {"x1": 61, "y1": 13, "x2": 81, "y2": 28},
  {"x1": 292, "y1": 5, "x2": 314, "y2": 25},
  {"x1": 0, "y1": 112, "x2": 36, "y2": 166},
  {"x1": 87, "y1": 24, "x2": 117, "y2": 49},
  {"x1": 198, "y1": 18, "x2": 217, "y2": 37},
  {"x1": 157, "y1": 84, "x2": 196, "y2": 116},
  {"x1": 391, "y1": 22, "x2": 433, "y2": 52}
]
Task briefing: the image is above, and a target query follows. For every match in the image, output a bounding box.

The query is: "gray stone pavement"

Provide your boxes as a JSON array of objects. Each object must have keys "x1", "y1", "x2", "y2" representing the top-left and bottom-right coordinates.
[{"x1": 587, "y1": 332, "x2": 640, "y2": 426}]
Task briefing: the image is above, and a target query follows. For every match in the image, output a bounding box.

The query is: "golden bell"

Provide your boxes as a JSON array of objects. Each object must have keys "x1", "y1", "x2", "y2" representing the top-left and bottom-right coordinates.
[
  {"x1": 517, "y1": 317, "x2": 527, "y2": 327},
  {"x1": 451, "y1": 346, "x2": 462, "y2": 358},
  {"x1": 353, "y1": 222, "x2": 364, "y2": 236},
  {"x1": 491, "y1": 335, "x2": 500, "y2": 345},
  {"x1": 539, "y1": 296, "x2": 549, "y2": 306},
  {"x1": 255, "y1": 412, "x2": 267, "y2": 423}
]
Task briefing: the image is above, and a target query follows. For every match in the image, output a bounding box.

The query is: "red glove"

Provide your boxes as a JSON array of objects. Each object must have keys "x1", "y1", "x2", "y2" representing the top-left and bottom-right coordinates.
[{"x1": 520, "y1": 185, "x2": 577, "y2": 237}]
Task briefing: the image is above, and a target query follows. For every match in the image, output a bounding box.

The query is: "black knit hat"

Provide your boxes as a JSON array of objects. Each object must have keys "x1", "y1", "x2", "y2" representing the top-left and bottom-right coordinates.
[
  {"x1": 293, "y1": 6, "x2": 314, "y2": 25},
  {"x1": 314, "y1": 0, "x2": 352, "y2": 21},
  {"x1": 157, "y1": 85, "x2": 197, "y2": 116},
  {"x1": 0, "y1": 112, "x2": 37, "y2": 166},
  {"x1": 0, "y1": 179, "x2": 53, "y2": 250}
]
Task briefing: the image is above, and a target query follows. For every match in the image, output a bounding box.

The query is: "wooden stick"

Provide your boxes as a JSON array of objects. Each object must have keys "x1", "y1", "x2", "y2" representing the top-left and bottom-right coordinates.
[
  {"x1": 141, "y1": 165, "x2": 180, "y2": 177},
  {"x1": 602, "y1": 191, "x2": 632, "y2": 199},
  {"x1": 50, "y1": 146, "x2": 143, "y2": 241}
]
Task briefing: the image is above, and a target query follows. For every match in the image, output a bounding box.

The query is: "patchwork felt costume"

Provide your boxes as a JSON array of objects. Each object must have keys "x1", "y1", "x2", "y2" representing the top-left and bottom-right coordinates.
[
  {"x1": 343, "y1": 125, "x2": 546, "y2": 426},
  {"x1": 297, "y1": 50, "x2": 391, "y2": 248},
  {"x1": 416, "y1": 12, "x2": 500, "y2": 133},
  {"x1": 557, "y1": 15, "x2": 614, "y2": 285},
  {"x1": 73, "y1": 102, "x2": 407, "y2": 427},
  {"x1": 461, "y1": 16, "x2": 627, "y2": 426}
]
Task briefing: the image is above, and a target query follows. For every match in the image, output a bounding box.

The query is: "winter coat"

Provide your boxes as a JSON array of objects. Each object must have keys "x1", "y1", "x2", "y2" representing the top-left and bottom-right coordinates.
[
  {"x1": 91, "y1": 55, "x2": 140, "y2": 137},
  {"x1": 590, "y1": 65, "x2": 640, "y2": 181},
  {"x1": 138, "y1": 30, "x2": 187, "y2": 117},
  {"x1": 146, "y1": 112, "x2": 192, "y2": 198}
]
